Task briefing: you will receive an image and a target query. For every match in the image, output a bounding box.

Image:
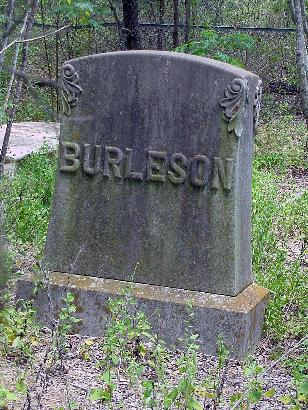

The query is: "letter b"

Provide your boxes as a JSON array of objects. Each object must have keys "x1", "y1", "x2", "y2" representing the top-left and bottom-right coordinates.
[{"x1": 60, "y1": 141, "x2": 81, "y2": 173}]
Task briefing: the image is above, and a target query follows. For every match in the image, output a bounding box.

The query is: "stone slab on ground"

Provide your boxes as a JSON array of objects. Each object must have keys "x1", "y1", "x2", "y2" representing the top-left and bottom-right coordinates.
[
  {"x1": 16, "y1": 271, "x2": 269, "y2": 358},
  {"x1": 0, "y1": 121, "x2": 59, "y2": 163}
]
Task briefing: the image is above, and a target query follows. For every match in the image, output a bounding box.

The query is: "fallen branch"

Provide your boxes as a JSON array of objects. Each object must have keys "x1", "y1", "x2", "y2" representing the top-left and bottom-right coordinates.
[{"x1": 0, "y1": 24, "x2": 71, "y2": 56}]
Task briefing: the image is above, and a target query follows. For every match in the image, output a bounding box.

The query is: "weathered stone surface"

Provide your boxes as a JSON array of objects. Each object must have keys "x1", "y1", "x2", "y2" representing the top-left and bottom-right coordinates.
[
  {"x1": 16, "y1": 272, "x2": 269, "y2": 357},
  {"x1": 45, "y1": 51, "x2": 261, "y2": 296}
]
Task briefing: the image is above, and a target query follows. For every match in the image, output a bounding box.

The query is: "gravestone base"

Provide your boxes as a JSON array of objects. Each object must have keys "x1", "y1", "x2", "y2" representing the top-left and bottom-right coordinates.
[{"x1": 16, "y1": 271, "x2": 269, "y2": 358}]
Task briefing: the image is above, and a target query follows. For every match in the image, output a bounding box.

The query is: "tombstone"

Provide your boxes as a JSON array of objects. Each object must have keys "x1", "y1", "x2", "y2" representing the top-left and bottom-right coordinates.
[{"x1": 16, "y1": 51, "x2": 268, "y2": 357}]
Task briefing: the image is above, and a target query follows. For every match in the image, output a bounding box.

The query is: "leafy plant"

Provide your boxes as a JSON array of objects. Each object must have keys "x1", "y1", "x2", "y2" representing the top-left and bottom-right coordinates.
[
  {"x1": 0, "y1": 301, "x2": 39, "y2": 360},
  {"x1": 90, "y1": 285, "x2": 152, "y2": 405},
  {"x1": 230, "y1": 360, "x2": 277, "y2": 409},
  {"x1": 0, "y1": 379, "x2": 27, "y2": 409},
  {"x1": 197, "y1": 336, "x2": 230, "y2": 408},
  {"x1": 0, "y1": 222, "x2": 11, "y2": 299},
  {"x1": 176, "y1": 29, "x2": 255, "y2": 67},
  {"x1": 55, "y1": 0, "x2": 108, "y2": 26},
  {"x1": 47, "y1": 291, "x2": 81, "y2": 369},
  {"x1": 163, "y1": 302, "x2": 202, "y2": 410},
  {"x1": 57, "y1": 291, "x2": 80, "y2": 348},
  {"x1": 281, "y1": 341, "x2": 308, "y2": 409},
  {"x1": 279, "y1": 381, "x2": 308, "y2": 409}
]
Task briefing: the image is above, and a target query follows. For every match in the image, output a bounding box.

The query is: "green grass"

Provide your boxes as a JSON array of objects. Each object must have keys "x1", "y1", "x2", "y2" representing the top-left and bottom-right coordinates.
[
  {"x1": 255, "y1": 115, "x2": 307, "y2": 173},
  {"x1": 252, "y1": 168, "x2": 307, "y2": 339},
  {"x1": 0, "y1": 115, "x2": 307, "y2": 342},
  {"x1": 0, "y1": 147, "x2": 57, "y2": 256},
  {"x1": 0, "y1": 66, "x2": 55, "y2": 123},
  {"x1": 251, "y1": 115, "x2": 307, "y2": 339}
]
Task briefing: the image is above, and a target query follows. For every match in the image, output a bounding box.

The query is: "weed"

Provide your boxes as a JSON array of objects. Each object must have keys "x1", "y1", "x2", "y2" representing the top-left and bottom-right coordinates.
[
  {"x1": 163, "y1": 303, "x2": 202, "y2": 410},
  {"x1": 48, "y1": 291, "x2": 81, "y2": 368},
  {"x1": 0, "y1": 379, "x2": 27, "y2": 409},
  {"x1": 0, "y1": 300, "x2": 39, "y2": 360}
]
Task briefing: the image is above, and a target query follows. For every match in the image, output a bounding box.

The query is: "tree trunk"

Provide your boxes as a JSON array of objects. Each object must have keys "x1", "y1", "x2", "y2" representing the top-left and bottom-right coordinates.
[
  {"x1": 0, "y1": 0, "x2": 15, "y2": 73},
  {"x1": 122, "y1": 0, "x2": 141, "y2": 50},
  {"x1": 300, "y1": 0, "x2": 308, "y2": 39},
  {"x1": 0, "y1": 0, "x2": 39, "y2": 177},
  {"x1": 184, "y1": 0, "x2": 191, "y2": 43},
  {"x1": 173, "y1": 0, "x2": 179, "y2": 48},
  {"x1": 3, "y1": 10, "x2": 30, "y2": 112},
  {"x1": 40, "y1": 0, "x2": 55, "y2": 112},
  {"x1": 0, "y1": 203, "x2": 9, "y2": 309},
  {"x1": 108, "y1": 0, "x2": 126, "y2": 49},
  {"x1": 157, "y1": 0, "x2": 165, "y2": 50},
  {"x1": 289, "y1": 0, "x2": 308, "y2": 125}
]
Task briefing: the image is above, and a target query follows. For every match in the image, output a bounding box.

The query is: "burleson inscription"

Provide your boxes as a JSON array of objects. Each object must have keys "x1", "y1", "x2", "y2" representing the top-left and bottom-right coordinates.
[{"x1": 60, "y1": 141, "x2": 234, "y2": 191}]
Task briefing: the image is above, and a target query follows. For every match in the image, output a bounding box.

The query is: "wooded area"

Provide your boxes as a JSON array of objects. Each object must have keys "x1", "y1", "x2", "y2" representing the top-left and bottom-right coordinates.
[{"x1": 0, "y1": 0, "x2": 307, "y2": 172}]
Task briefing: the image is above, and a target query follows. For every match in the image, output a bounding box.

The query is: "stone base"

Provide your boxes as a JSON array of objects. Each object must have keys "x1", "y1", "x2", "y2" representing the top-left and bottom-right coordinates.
[{"x1": 16, "y1": 272, "x2": 269, "y2": 358}]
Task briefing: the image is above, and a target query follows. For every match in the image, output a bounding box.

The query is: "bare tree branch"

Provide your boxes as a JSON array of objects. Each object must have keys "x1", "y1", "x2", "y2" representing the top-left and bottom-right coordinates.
[
  {"x1": 173, "y1": 0, "x2": 179, "y2": 47},
  {"x1": 184, "y1": 0, "x2": 191, "y2": 43},
  {"x1": 288, "y1": 0, "x2": 308, "y2": 124},
  {"x1": 157, "y1": 0, "x2": 165, "y2": 50},
  {"x1": 0, "y1": 0, "x2": 16, "y2": 72},
  {"x1": 0, "y1": 24, "x2": 71, "y2": 56},
  {"x1": 108, "y1": 0, "x2": 125, "y2": 49},
  {"x1": 0, "y1": 0, "x2": 40, "y2": 177},
  {"x1": 3, "y1": 9, "x2": 31, "y2": 112},
  {"x1": 288, "y1": 0, "x2": 296, "y2": 21}
]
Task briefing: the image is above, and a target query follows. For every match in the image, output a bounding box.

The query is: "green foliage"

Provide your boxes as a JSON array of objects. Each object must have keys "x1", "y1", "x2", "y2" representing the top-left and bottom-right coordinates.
[
  {"x1": 279, "y1": 380, "x2": 308, "y2": 409},
  {"x1": 0, "y1": 301, "x2": 39, "y2": 359},
  {"x1": 0, "y1": 222, "x2": 11, "y2": 294},
  {"x1": 0, "y1": 385, "x2": 18, "y2": 408},
  {"x1": 0, "y1": 378, "x2": 27, "y2": 410},
  {"x1": 49, "y1": 291, "x2": 81, "y2": 366},
  {"x1": 0, "y1": 147, "x2": 57, "y2": 256},
  {"x1": 176, "y1": 29, "x2": 255, "y2": 67},
  {"x1": 89, "y1": 286, "x2": 154, "y2": 404},
  {"x1": 252, "y1": 167, "x2": 307, "y2": 339},
  {"x1": 163, "y1": 304, "x2": 202, "y2": 410},
  {"x1": 56, "y1": 0, "x2": 95, "y2": 25},
  {"x1": 89, "y1": 289, "x2": 205, "y2": 409},
  {"x1": 234, "y1": 361, "x2": 264, "y2": 408},
  {"x1": 251, "y1": 117, "x2": 307, "y2": 341},
  {"x1": 281, "y1": 340, "x2": 308, "y2": 409},
  {"x1": 57, "y1": 291, "x2": 80, "y2": 343},
  {"x1": 255, "y1": 116, "x2": 307, "y2": 173},
  {"x1": 15, "y1": 86, "x2": 53, "y2": 123},
  {"x1": 196, "y1": 336, "x2": 230, "y2": 406},
  {"x1": 54, "y1": 0, "x2": 108, "y2": 26}
]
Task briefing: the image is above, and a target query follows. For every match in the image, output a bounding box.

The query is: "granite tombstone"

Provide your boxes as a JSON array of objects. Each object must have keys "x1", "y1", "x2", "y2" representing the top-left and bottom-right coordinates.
[{"x1": 17, "y1": 51, "x2": 268, "y2": 357}]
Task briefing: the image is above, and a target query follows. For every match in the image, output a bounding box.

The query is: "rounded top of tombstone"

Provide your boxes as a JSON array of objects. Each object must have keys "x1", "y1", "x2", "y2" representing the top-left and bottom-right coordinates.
[{"x1": 64, "y1": 50, "x2": 258, "y2": 79}]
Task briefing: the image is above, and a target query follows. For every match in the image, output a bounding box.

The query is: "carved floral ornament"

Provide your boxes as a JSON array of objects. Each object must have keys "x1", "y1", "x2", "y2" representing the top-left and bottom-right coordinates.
[
  {"x1": 61, "y1": 64, "x2": 83, "y2": 116},
  {"x1": 220, "y1": 78, "x2": 248, "y2": 138}
]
